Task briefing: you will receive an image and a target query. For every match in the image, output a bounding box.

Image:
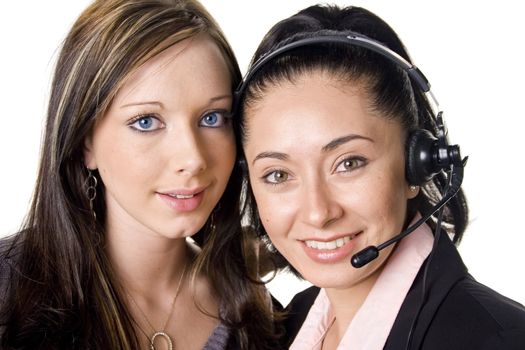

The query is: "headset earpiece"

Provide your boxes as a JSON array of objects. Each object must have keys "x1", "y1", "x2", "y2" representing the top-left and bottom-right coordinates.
[
  {"x1": 234, "y1": 32, "x2": 463, "y2": 189},
  {"x1": 405, "y1": 129, "x2": 439, "y2": 186},
  {"x1": 406, "y1": 123, "x2": 463, "y2": 186}
]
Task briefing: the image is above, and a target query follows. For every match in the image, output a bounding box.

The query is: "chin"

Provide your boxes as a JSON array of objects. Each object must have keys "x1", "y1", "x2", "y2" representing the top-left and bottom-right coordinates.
[
  {"x1": 153, "y1": 224, "x2": 205, "y2": 240},
  {"x1": 299, "y1": 263, "x2": 364, "y2": 289},
  {"x1": 308, "y1": 275, "x2": 353, "y2": 289}
]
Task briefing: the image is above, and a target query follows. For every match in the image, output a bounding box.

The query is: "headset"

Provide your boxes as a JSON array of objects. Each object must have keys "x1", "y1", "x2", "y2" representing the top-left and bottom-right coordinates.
[
  {"x1": 233, "y1": 31, "x2": 467, "y2": 268},
  {"x1": 234, "y1": 31, "x2": 467, "y2": 350}
]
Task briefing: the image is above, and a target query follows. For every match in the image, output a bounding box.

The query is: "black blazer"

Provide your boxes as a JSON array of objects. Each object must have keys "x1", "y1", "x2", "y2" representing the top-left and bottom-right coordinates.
[{"x1": 283, "y1": 233, "x2": 525, "y2": 349}]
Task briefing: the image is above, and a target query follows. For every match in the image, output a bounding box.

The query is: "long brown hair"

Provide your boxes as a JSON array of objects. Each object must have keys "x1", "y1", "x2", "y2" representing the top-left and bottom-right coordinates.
[{"x1": 0, "y1": 0, "x2": 277, "y2": 348}]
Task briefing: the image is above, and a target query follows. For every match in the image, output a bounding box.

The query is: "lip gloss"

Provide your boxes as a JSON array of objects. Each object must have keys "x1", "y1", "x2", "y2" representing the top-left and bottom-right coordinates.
[
  {"x1": 157, "y1": 191, "x2": 204, "y2": 212},
  {"x1": 302, "y1": 234, "x2": 360, "y2": 264}
]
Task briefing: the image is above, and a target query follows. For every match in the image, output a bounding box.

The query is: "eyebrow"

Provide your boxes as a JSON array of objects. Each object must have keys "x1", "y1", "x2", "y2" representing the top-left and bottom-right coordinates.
[
  {"x1": 252, "y1": 151, "x2": 289, "y2": 165},
  {"x1": 120, "y1": 94, "x2": 231, "y2": 109},
  {"x1": 121, "y1": 101, "x2": 163, "y2": 108},
  {"x1": 321, "y1": 134, "x2": 373, "y2": 152},
  {"x1": 209, "y1": 94, "x2": 232, "y2": 103},
  {"x1": 252, "y1": 134, "x2": 373, "y2": 165}
]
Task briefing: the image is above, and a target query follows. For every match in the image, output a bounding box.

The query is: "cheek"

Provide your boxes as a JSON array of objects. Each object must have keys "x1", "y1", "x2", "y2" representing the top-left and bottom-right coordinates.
[
  {"x1": 94, "y1": 134, "x2": 159, "y2": 191},
  {"x1": 249, "y1": 176, "x2": 278, "y2": 230},
  {"x1": 249, "y1": 182, "x2": 296, "y2": 245},
  {"x1": 361, "y1": 170, "x2": 409, "y2": 231},
  {"x1": 250, "y1": 183, "x2": 274, "y2": 227},
  {"x1": 210, "y1": 136, "x2": 236, "y2": 177}
]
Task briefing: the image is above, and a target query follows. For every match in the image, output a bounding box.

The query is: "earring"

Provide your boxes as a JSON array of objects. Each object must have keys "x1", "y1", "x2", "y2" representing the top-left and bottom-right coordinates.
[
  {"x1": 409, "y1": 185, "x2": 419, "y2": 192},
  {"x1": 86, "y1": 169, "x2": 98, "y2": 219},
  {"x1": 209, "y1": 203, "x2": 221, "y2": 232}
]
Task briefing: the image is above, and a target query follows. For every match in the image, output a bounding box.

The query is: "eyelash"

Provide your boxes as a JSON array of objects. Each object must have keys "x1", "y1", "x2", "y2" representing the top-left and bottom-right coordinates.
[
  {"x1": 334, "y1": 156, "x2": 367, "y2": 173},
  {"x1": 199, "y1": 110, "x2": 232, "y2": 128},
  {"x1": 261, "y1": 168, "x2": 291, "y2": 186},
  {"x1": 127, "y1": 114, "x2": 164, "y2": 133},
  {"x1": 260, "y1": 156, "x2": 367, "y2": 185},
  {"x1": 127, "y1": 110, "x2": 232, "y2": 134}
]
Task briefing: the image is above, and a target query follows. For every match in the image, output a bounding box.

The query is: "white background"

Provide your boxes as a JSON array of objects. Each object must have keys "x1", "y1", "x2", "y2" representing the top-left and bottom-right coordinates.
[{"x1": 0, "y1": 1, "x2": 523, "y2": 306}]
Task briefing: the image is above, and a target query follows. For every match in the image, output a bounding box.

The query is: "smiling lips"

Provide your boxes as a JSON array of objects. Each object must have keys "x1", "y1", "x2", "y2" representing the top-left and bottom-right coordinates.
[
  {"x1": 302, "y1": 233, "x2": 361, "y2": 263},
  {"x1": 305, "y1": 234, "x2": 356, "y2": 250}
]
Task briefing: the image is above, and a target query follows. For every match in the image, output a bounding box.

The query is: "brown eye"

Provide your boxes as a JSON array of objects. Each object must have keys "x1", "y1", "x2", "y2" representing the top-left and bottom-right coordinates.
[
  {"x1": 335, "y1": 157, "x2": 366, "y2": 173},
  {"x1": 264, "y1": 170, "x2": 289, "y2": 184}
]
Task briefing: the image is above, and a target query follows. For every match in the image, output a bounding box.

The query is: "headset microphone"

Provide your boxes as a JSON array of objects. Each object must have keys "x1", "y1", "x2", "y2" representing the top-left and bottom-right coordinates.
[
  {"x1": 351, "y1": 156, "x2": 467, "y2": 268},
  {"x1": 231, "y1": 30, "x2": 467, "y2": 271}
]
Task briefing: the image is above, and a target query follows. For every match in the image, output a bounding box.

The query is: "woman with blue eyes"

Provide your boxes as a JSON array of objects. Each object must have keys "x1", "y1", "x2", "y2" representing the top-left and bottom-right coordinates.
[
  {"x1": 0, "y1": 1, "x2": 279, "y2": 349},
  {"x1": 236, "y1": 4, "x2": 525, "y2": 350}
]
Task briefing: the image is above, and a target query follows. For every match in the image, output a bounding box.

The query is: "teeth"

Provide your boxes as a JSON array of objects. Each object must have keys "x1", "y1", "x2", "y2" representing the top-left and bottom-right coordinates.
[
  {"x1": 305, "y1": 235, "x2": 353, "y2": 250},
  {"x1": 170, "y1": 194, "x2": 194, "y2": 199}
]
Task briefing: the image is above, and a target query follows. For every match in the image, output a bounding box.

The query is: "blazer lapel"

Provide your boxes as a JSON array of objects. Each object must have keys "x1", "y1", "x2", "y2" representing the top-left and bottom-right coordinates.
[{"x1": 385, "y1": 232, "x2": 468, "y2": 349}]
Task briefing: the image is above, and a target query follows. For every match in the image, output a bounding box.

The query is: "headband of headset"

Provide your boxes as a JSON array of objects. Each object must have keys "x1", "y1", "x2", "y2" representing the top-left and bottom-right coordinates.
[
  {"x1": 233, "y1": 31, "x2": 439, "y2": 115},
  {"x1": 233, "y1": 31, "x2": 464, "y2": 186}
]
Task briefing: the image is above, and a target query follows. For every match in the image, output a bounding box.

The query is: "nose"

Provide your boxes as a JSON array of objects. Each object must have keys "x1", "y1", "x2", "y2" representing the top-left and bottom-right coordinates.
[
  {"x1": 169, "y1": 128, "x2": 207, "y2": 176},
  {"x1": 299, "y1": 179, "x2": 343, "y2": 228}
]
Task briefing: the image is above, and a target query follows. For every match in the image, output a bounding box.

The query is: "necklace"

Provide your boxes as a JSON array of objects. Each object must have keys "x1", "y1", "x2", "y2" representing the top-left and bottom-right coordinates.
[{"x1": 127, "y1": 263, "x2": 188, "y2": 350}]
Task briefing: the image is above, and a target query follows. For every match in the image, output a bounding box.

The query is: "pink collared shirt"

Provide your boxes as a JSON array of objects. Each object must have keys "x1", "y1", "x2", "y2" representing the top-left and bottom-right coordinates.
[{"x1": 290, "y1": 219, "x2": 434, "y2": 350}]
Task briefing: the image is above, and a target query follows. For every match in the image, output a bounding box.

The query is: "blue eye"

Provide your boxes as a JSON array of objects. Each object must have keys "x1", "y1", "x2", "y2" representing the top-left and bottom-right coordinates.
[
  {"x1": 199, "y1": 111, "x2": 230, "y2": 128},
  {"x1": 138, "y1": 118, "x2": 153, "y2": 129},
  {"x1": 129, "y1": 115, "x2": 164, "y2": 132}
]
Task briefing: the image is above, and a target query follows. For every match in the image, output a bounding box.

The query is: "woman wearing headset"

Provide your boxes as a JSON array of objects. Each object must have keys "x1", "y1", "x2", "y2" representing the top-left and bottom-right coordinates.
[
  {"x1": 0, "y1": 1, "x2": 279, "y2": 349},
  {"x1": 235, "y1": 4, "x2": 525, "y2": 349}
]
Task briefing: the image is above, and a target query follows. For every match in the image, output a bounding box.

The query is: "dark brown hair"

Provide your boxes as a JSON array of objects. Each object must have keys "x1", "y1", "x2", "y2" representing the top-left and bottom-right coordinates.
[{"x1": 236, "y1": 4, "x2": 469, "y2": 272}]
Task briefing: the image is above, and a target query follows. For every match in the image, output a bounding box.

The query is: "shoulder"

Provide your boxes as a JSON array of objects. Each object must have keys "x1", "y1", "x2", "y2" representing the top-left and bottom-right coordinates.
[
  {"x1": 454, "y1": 276, "x2": 525, "y2": 326},
  {"x1": 281, "y1": 286, "x2": 320, "y2": 348},
  {"x1": 426, "y1": 275, "x2": 525, "y2": 349},
  {"x1": 203, "y1": 321, "x2": 231, "y2": 350},
  {"x1": 286, "y1": 285, "x2": 320, "y2": 314}
]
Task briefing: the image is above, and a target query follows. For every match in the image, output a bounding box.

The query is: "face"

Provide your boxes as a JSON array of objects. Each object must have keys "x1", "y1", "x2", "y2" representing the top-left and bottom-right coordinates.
[
  {"x1": 243, "y1": 71, "x2": 418, "y2": 291},
  {"x1": 84, "y1": 34, "x2": 235, "y2": 240}
]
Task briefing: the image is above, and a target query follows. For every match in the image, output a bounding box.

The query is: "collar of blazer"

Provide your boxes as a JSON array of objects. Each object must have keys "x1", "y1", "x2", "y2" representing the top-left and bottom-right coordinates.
[
  {"x1": 282, "y1": 230, "x2": 468, "y2": 349},
  {"x1": 384, "y1": 231, "x2": 468, "y2": 350}
]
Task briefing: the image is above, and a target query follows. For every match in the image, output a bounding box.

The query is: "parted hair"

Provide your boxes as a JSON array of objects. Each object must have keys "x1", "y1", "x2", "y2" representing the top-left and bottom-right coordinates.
[{"x1": 0, "y1": 1, "x2": 278, "y2": 349}]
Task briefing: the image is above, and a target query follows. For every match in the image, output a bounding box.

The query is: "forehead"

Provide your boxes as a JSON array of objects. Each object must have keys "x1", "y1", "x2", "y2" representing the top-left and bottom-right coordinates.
[
  {"x1": 246, "y1": 69, "x2": 366, "y2": 115},
  {"x1": 243, "y1": 71, "x2": 404, "y2": 154},
  {"x1": 114, "y1": 34, "x2": 231, "y2": 104}
]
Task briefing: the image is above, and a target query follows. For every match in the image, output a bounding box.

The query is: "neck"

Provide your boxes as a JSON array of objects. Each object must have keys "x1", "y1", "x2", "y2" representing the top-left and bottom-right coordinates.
[
  {"x1": 324, "y1": 265, "x2": 383, "y2": 339},
  {"x1": 105, "y1": 213, "x2": 190, "y2": 296}
]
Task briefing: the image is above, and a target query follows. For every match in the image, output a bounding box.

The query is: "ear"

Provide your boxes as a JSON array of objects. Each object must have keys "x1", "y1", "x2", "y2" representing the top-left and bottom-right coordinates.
[{"x1": 83, "y1": 135, "x2": 97, "y2": 170}]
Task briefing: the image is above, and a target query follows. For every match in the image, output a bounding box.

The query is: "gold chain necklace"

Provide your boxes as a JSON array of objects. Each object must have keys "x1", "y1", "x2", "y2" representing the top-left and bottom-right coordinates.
[{"x1": 127, "y1": 263, "x2": 188, "y2": 350}]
